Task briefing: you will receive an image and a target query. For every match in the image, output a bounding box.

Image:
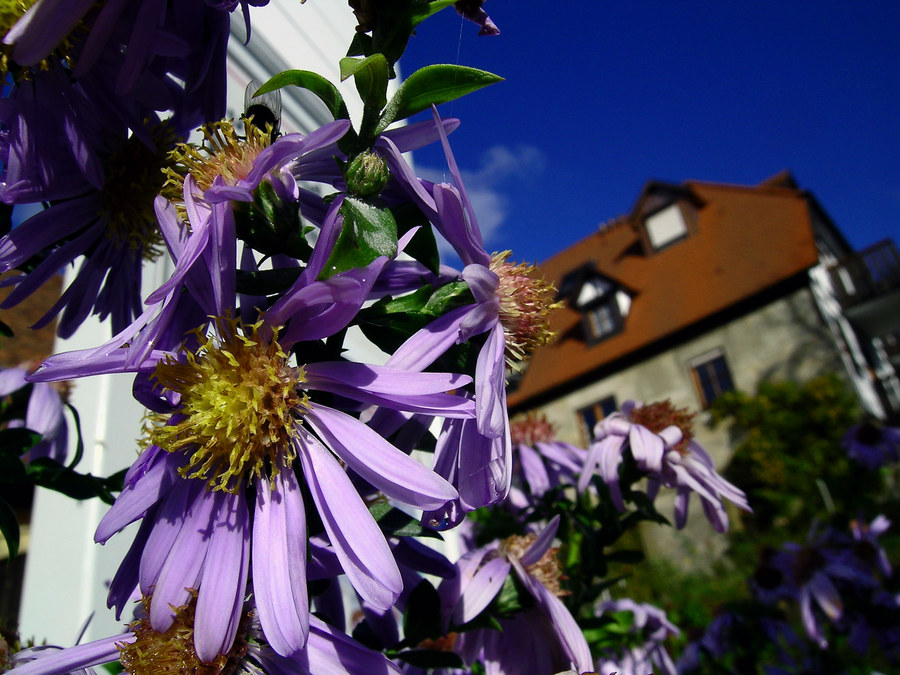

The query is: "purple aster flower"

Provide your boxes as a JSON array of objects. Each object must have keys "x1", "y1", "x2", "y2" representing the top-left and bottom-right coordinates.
[
  {"x1": 594, "y1": 599, "x2": 679, "y2": 675},
  {"x1": 0, "y1": 365, "x2": 68, "y2": 462},
  {"x1": 507, "y1": 412, "x2": 587, "y2": 509},
  {"x1": 580, "y1": 399, "x2": 750, "y2": 532},
  {"x1": 437, "y1": 517, "x2": 594, "y2": 674},
  {"x1": 0, "y1": 82, "x2": 176, "y2": 338},
  {"x1": 842, "y1": 421, "x2": 900, "y2": 470},
  {"x1": 35, "y1": 310, "x2": 470, "y2": 661},
  {"x1": 751, "y1": 527, "x2": 877, "y2": 650}
]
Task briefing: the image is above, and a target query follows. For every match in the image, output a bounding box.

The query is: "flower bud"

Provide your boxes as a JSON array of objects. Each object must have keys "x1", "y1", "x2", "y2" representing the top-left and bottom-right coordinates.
[{"x1": 344, "y1": 151, "x2": 390, "y2": 197}]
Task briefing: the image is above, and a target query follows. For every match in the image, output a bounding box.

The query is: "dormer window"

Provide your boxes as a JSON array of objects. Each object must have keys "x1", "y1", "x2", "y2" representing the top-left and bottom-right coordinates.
[
  {"x1": 644, "y1": 202, "x2": 688, "y2": 250},
  {"x1": 557, "y1": 264, "x2": 631, "y2": 345},
  {"x1": 631, "y1": 181, "x2": 703, "y2": 255}
]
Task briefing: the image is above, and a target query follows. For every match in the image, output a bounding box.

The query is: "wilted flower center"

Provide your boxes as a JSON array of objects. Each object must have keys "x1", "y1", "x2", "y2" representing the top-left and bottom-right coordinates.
[
  {"x1": 489, "y1": 251, "x2": 560, "y2": 366},
  {"x1": 119, "y1": 593, "x2": 249, "y2": 674},
  {"x1": 500, "y1": 533, "x2": 566, "y2": 597},
  {"x1": 163, "y1": 119, "x2": 272, "y2": 201},
  {"x1": 510, "y1": 412, "x2": 556, "y2": 445},
  {"x1": 101, "y1": 125, "x2": 174, "y2": 261},
  {"x1": 151, "y1": 317, "x2": 307, "y2": 492},
  {"x1": 629, "y1": 400, "x2": 696, "y2": 454}
]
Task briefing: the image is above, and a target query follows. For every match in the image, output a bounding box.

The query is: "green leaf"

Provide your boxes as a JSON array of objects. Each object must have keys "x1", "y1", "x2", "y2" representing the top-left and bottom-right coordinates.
[
  {"x1": 494, "y1": 572, "x2": 525, "y2": 617},
  {"x1": 377, "y1": 65, "x2": 503, "y2": 134},
  {"x1": 394, "y1": 649, "x2": 464, "y2": 669},
  {"x1": 320, "y1": 197, "x2": 397, "y2": 279},
  {"x1": 340, "y1": 54, "x2": 390, "y2": 111},
  {"x1": 0, "y1": 497, "x2": 19, "y2": 560},
  {"x1": 255, "y1": 70, "x2": 350, "y2": 120},
  {"x1": 409, "y1": 0, "x2": 457, "y2": 29},
  {"x1": 341, "y1": 54, "x2": 391, "y2": 142}
]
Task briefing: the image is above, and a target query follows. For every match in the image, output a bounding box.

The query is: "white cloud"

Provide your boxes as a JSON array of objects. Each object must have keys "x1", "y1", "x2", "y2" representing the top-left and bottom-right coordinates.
[{"x1": 415, "y1": 144, "x2": 545, "y2": 261}]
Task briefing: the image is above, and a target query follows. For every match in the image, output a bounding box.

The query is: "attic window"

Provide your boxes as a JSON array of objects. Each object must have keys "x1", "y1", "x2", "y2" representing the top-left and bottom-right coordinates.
[{"x1": 644, "y1": 203, "x2": 688, "y2": 251}]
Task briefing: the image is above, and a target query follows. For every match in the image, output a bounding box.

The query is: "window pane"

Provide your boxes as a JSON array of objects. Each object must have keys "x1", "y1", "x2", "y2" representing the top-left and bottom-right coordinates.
[{"x1": 691, "y1": 354, "x2": 734, "y2": 408}]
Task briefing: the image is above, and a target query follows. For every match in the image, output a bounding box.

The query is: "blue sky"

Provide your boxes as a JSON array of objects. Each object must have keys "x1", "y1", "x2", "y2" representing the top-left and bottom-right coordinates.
[{"x1": 402, "y1": 2, "x2": 900, "y2": 264}]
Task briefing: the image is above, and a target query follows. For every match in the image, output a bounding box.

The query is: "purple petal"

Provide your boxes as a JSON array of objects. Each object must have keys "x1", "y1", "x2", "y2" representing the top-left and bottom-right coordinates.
[
  {"x1": 452, "y1": 556, "x2": 510, "y2": 625},
  {"x1": 474, "y1": 322, "x2": 507, "y2": 439},
  {"x1": 298, "y1": 615, "x2": 403, "y2": 675},
  {"x1": 456, "y1": 416, "x2": 511, "y2": 509},
  {"x1": 517, "y1": 443, "x2": 550, "y2": 495},
  {"x1": 519, "y1": 516, "x2": 560, "y2": 567},
  {"x1": 148, "y1": 485, "x2": 216, "y2": 632},
  {"x1": 306, "y1": 404, "x2": 458, "y2": 511},
  {"x1": 387, "y1": 304, "x2": 471, "y2": 372},
  {"x1": 94, "y1": 452, "x2": 179, "y2": 543},
  {"x1": 304, "y1": 361, "x2": 473, "y2": 418},
  {"x1": 194, "y1": 491, "x2": 250, "y2": 663},
  {"x1": 629, "y1": 425, "x2": 664, "y2": 472},
  {"x1": 253, "y1": 466, "x2": 310, "y2": 656},
  {"x1": 9, "y1": 632, "x2": 134, "y2": 675},
  {"x1": 297, "y1": 431, "x2": 401, "y2": 611}
]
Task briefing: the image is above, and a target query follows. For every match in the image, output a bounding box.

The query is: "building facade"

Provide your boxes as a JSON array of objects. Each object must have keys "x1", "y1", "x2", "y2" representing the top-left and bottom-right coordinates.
[{"x1": 507, "y1": 173, "x2": 900, "y2": 562}]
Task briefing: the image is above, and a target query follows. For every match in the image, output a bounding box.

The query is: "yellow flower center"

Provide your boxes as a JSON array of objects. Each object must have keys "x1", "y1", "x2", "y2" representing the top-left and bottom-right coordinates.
[
  {"x1": 163, "y1": 119, "x2": 272, "y2": 202},
  {"x1": 101, "y1": 125, "x2": 175, "y2": 261},
  {"x1": 490, "y1": 251, "x2": 560, "y2": 366},
  {"x1": 119, "y1": 593, "x2": 250, "y2": 674},
  {"x1": 151, "y1": 317, "x2": 307, "y2": 492}
]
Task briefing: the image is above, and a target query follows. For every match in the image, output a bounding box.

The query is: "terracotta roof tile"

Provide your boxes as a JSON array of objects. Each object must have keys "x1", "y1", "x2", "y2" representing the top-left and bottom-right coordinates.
[{"x1": 508, "y1": 177, "x2": 820, "y2": 409}]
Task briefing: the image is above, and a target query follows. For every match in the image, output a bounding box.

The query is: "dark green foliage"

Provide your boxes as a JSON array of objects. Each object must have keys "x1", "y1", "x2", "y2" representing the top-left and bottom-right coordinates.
[{"x1": 709, "y1": 374, "x2": 877, "y2": 544}]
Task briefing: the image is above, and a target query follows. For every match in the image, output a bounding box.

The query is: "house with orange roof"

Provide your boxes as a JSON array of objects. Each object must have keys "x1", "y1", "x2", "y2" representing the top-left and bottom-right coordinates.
[
  {"x1": 507, "y1": 171, "x2": 900, "y2": 565},
  {"x1": 509, "y1": 171, "x2": 899, "y2": 454}
]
